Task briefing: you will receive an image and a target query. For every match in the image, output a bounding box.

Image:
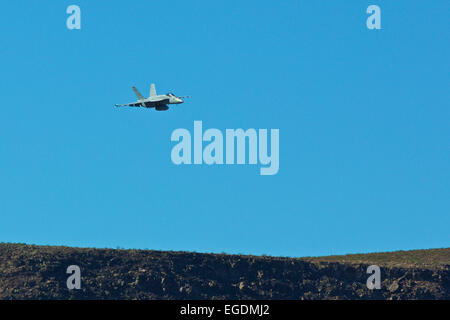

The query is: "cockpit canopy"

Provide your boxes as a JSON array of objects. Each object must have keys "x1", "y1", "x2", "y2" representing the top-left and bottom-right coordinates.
[{"x1": 166, "y1": 92, "x2": 175, "y2": 97}]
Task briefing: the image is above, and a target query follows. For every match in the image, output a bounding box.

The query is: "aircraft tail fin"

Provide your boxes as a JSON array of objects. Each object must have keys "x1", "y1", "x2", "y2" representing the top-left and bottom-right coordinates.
[
  {"x1": 132, "y1": 86, "x2": 145, "y2": 100},
  {"x1": 149, "y1": 83, "x2": 157, "y2": 97}
]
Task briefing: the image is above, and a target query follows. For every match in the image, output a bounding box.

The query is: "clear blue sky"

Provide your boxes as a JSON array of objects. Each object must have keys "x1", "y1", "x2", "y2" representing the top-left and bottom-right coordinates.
[{"x1": 0, "y1": 1, "x2": 448, "y2": 257}]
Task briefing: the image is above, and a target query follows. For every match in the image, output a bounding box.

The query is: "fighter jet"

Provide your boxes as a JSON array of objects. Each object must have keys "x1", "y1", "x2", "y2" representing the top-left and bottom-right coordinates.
[{"x1": 115, "y1": 84, "x2": 189, "y2": 111}]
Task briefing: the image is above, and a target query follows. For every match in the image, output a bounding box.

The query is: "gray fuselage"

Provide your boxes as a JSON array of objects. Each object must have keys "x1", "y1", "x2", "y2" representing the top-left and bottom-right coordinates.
[{"x1": 139, "y1": 94, "x2": 183, "y2": 108}]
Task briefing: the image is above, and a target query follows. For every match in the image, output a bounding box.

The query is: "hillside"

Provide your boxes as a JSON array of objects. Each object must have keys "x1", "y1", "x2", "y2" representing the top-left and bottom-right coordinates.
[{"x1": 0, "y1": 243, "x2": 448, "y2": 300}]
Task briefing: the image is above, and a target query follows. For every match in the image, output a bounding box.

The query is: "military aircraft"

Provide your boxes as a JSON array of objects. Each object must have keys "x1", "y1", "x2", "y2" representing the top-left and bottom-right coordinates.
[{"x1": 115, "y1": 83, "x2": 189, "y2": 111}]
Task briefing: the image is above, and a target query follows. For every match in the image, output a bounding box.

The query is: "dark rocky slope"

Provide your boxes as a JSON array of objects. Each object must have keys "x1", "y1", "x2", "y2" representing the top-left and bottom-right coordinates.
[{"x1": 0, "y1": 243, "x2": 448, "y2": 299}]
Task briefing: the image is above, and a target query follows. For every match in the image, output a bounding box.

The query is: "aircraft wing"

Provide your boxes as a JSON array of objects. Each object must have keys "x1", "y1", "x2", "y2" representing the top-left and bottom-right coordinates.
[{"x1": 115, "y1": 101, "x2": 142, "y2": 107}]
